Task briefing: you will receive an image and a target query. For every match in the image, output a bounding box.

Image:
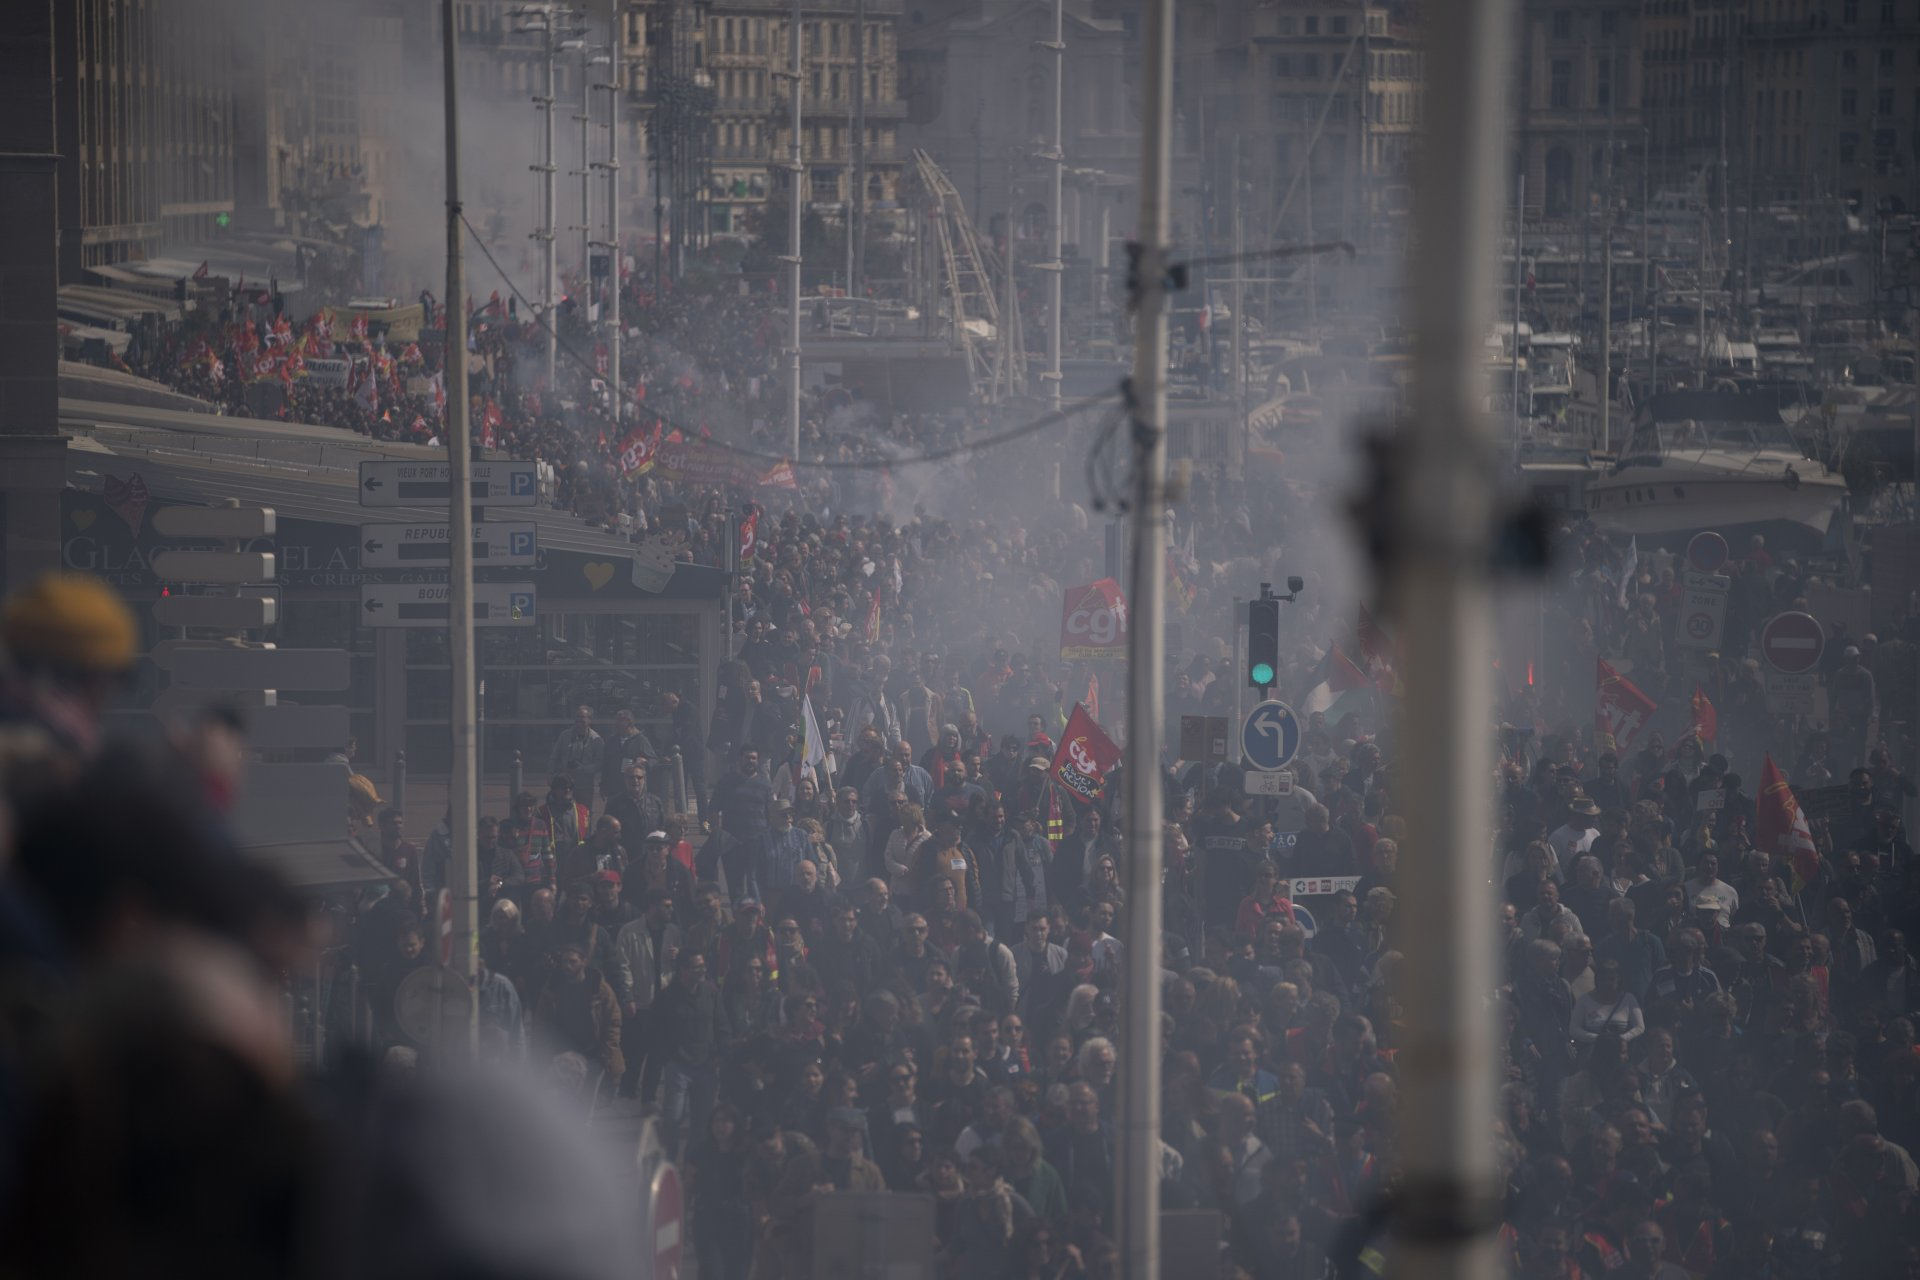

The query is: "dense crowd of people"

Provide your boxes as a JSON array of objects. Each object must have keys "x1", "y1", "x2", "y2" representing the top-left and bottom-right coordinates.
[{"x1": 21, "y1": 248, "x2": 1920, "y2": 1279}]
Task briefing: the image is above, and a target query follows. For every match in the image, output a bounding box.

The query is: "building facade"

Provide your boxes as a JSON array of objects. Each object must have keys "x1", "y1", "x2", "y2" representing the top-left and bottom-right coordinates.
[
  {"x1": 1513, "y1": 0, "x2": 1643, "y2": 222},
  {"x1": 54, "y1": 0, "x2": 241, "y2": 278}
]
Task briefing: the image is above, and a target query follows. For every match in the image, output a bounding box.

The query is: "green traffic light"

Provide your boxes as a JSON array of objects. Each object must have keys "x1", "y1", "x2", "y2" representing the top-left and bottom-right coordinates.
[{"x1": 1250, "y1": 662, "x2": 1275, "y2": 686}]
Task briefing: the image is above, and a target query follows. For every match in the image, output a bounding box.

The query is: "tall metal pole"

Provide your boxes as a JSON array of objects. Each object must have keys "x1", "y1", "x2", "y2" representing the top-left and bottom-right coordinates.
[
  {"x1": 537, "y1": 15, "x2": 559, "y2": 385},
  {"x1": 605, "y1": 0, "x2": 623, "y2": 417},
  {"x1": 1601, "y1": 225, "x2": 1613, "y2": 453},
  {"x1": 1045, "y1": 0, "x2": 1064, "y2": 412},
  {"x1": 787, "y1": 0, "x2": 803, "y2": 458},
  {"x1": 1119, "y1": 0, "x2": 1171, "y2": 1274},
  {"x1": 1231, "y1": 140, "x2": 1245, "y2": 412},
  {"x1": 1511, "y1": 172, "x2": 1524, "y2": 444},
  {"x1": 578, "y1": 43, "x2": 593, "y2": 294},
  {"x1": 440, "y1": 0, "x2": 480, "y2": 1035},
  {"x1": 1387, "y1": 0, "x2": 1512, "y2": 1268},
  {"x1": 852, "y1": 0, "x2": 866, "y2": 298},
  {"x1": 1695, "y1": 205, "x2": 1708, "y2": 388}
]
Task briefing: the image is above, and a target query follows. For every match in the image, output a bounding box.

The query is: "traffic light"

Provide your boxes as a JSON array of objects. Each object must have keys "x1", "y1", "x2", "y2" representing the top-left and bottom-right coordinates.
[{"x1": 1248, "y1": 597, "x2": 1280, "y2": 689}]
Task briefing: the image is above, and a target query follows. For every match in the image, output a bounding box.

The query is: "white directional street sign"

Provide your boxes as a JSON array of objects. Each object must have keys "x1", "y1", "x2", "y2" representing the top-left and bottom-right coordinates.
[
  {"x1": 1241, "y1": 699, "x2": 1303, "y2": 771},
  {"x1": 154, "y1": 643, "x2": 352, "y2": 691},
  {"x1": 358, "y1": 460, "x2": 538, "y2": 507},
  {"x1": 150, "y1": 694, "x2": 349, "y2": 751},
  {"x1": 359, "y1": 582, "x2": 536, "y2": 628},
  {"x1": 151, "y1": 505, "x2": 277, "y2": 539},
  {"x1": 152, "y1": 594, "x2": 277, "y2": 629},
  {"x1": 151, "y1": 550, "x2": 277, "y2": 585},
  {"x1": 360, "y1": 521, "x2": 537, "y2": 568},
  {"x1": 1245, "y1": 769, "x2": 1292, "y2": 796}
]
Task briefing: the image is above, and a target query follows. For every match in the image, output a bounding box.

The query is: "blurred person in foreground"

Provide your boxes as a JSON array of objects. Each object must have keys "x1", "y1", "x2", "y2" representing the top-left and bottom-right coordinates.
[
  {"x1": 0, "y1": 572, "x2": 137, "y2": 798},
  {"x1": 2, "y1": 743, "x2": 639, "y2": 1276}
]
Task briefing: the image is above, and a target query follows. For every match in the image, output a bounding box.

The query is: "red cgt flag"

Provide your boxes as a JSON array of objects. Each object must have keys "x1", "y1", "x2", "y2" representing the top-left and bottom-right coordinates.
[
  {"x1": 738, "y1": 508, "x2": 760, "y2": 561},
  {"x1": 1050, "y1": 703, "x2": 1122, "y2": 804},
  {"x1": 1758, "y1": 754, "x2": 1822, "y2": 890},
  {"x1": 1596, "y1": 658, "x2": 1657, "y2": 752},
  {"x1": 1690, "y1": 685, "x2": 1718, "y2": 744},
  {"x1": 616, "y1": 421, "x2": 661, "y2": 477}
]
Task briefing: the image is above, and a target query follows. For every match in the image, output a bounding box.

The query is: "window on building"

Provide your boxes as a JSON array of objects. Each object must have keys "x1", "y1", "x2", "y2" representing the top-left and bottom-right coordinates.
[
  {"x1": 1601, "y1": 10, "x2": 1617, "y2": 36},
  {"x1": 811, "y1": 168, "x2": 838, "y2": 201},
  {"x1": 809, "y1": 69, "x2": 821, "y2": 98},
  {"x1": 1368, "y1": 14, "x2": 1385, "y2": 33},
  {"x1": 830, "y1": 70, "x2": 841, "y2": 99},
  {"x1": 1553, "y1": 10, "x2": 1573, "y2": 38},
  {"x1": 830, "y1": 22, "x2": 841, "y2": 54},
  {"x1": 1550, "y1": 58, "x2": 1572, "y2": 107},
  {"x1": 1303, "y1": 54, "x2": 1321, "y2": 77},
  {"x1": 1883, "y1": 0, "x2": 1897, "y2": 22},
  {"x1": 807, "y1": 22, "x2": 819, "y2": 53},
  {"x1": 1304, "y1": 15, "x2": 1319, "y2": 33},
  {"x1": 1274, "y1": 54, "x2": 1292, "y2": 77},
  {"x1": 1839, "y1": 132, "x2": 1859, "y2": 161},
  {"x1": 1331, "y1": 15, "x2": 1348, "y2": 33},
  {"x1": 1880, "y1": 88, "x2": 1895, "y2": 114},
  {"x1": 1881, "y1": 47, "x2": 1896, "y2": 69},
  {"x1": 869, "y1": 72, "x2": 879, "y2": 98},
  {"x1": 1842, "y1": 0, "x2": 1858, "y2": 20},
  {"x1": 1841, "y1": 49, "x2": 1858, "y2": 68},
  {"x1": 1597, "y1": 57, "x2": 1613, "y2": 107},
  {"x1": 1330, "y1": 95, "x2": 1348, "y2": 119},
  {"x1": 1842, "y1": 87, "x2": 1858, "y2": 114}
]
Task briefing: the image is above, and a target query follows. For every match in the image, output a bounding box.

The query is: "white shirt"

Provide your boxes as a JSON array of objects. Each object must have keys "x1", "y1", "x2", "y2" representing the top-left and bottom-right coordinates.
[
  {"x1": 1684, "y1": 877, "x2": 1740, "y2": 929},
  {"x1": 1548, "y1": 822, "x2": 1598, "y2": 868}
]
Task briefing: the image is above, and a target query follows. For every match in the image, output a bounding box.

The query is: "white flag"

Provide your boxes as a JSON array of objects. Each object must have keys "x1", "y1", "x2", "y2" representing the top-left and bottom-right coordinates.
[
  {"x1": 801, "y1": 695, "x2": 830, "y2": 773},
  {"x1": 1616, "y1": 536, "x2": 1637, "y2": 611}
]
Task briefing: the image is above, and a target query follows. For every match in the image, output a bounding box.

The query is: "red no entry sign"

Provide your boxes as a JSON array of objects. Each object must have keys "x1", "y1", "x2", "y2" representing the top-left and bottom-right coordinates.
[
  {"x1": 649, "y1": 1164, "x2": 683, "y2": 1280},
  {"x1": 1761, "y1": 611, "x2": 1825, "y2": 675}
]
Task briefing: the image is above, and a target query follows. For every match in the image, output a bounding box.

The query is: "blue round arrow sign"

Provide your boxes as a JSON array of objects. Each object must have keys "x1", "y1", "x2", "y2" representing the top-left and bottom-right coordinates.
[{"x1": 1241, "y1": 699, "x2": 1302, "y2": 771}]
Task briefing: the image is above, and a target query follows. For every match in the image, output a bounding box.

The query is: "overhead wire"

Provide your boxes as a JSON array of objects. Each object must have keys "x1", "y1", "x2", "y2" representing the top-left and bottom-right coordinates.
[{"x1": 458, "y1": 213, "x2": 1119, "y2": 471}]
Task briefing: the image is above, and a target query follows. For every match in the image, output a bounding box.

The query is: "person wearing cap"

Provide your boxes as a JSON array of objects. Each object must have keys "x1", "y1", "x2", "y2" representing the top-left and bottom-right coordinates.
[
  {"x1": 820, "y1": 1105, "x2": 886, "y2": 1192},
  {"x1": 0, "y1": 571, "x2": 137, "y2": 785},
  {"x1": 604, "y1": 762, "x2": 666, "y2": 854}
]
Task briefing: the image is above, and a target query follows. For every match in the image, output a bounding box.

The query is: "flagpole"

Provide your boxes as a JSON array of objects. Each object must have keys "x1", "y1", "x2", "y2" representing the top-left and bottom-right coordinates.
[{"x1": 441, "y1": 0, "x2": 481, "y2": 1043}]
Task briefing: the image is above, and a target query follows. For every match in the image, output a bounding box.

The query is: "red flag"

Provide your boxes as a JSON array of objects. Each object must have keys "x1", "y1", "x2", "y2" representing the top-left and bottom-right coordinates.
[
  {"x1": 481, "y1": 399, "x2": 503, "y2": 452},
  {"x1": 1060, "y1": 579, "x2": 1129, "y2": 661},
  {"x1": 1328, "y1": 645, "x2": 1372, "y2": 693},
  {"x1": 864, "y1": 587, "x2": 883, "y2": 644},
  {"x1": 738, "y1": 508, "x2": 760, "y2": 561},
  {"x1": 1050, "y1": 703, "x2": 1122, "y2": 803},
  {"x1": 1596, "y1": 658, "x2": 1658, "y2": 752},
  {"x1": 192, "y1": 260, "x2": 209, "y2": 280},
  {"x1": 1690, "y1": 685, "x2": 1718, "y2": 744},
  {"x1": 616, "y1": 421, "x2": 661, "y2": 476},
  {"x1": 1084, "y1": 672, "x2": 1100, "y2": 722},
  {"x1": 1758, "y1": 754, "x2": 1821, "y2": 890}
]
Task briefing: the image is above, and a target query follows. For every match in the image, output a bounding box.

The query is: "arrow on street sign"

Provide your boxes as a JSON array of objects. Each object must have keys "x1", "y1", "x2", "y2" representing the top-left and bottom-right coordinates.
[
  {"x1": 359, "y1": 521, "x2": 537, "y2": 568},
  {"x1": 358, "y1": 460, "x2": 538, "y2": 508},
  {"x1": 359, "y1": 582, "x2": 536, "y2": 628},
  {"x1": 1241, "y1": 699, "x2": 1302, "y2": 771}
]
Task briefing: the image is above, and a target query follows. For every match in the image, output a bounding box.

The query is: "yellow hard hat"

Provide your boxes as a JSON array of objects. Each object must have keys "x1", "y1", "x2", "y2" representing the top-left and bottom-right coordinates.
[{"x1": 2, "y1": 573, "x2": 137, "y2": 673}]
